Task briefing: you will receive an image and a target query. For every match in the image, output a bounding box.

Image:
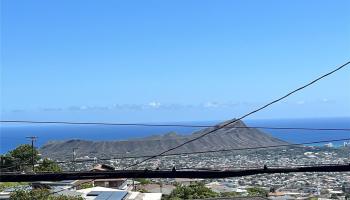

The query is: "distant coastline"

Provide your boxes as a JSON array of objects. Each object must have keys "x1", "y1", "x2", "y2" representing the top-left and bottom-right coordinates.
[{"x1": 1, "y1": 117, "x2": 349, "y2": 154}]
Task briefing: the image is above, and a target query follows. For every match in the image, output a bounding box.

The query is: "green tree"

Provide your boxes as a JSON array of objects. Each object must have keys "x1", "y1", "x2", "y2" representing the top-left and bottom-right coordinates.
[
  {"x1": 331, "y1": 193, "x2": 339, "y2": 199},
  {"x1": 135, "y1": 178, "x2": 151, "y2": 185},
  {"x1": 247, "y1": 187, "x2": 268, "y2": 197},
  {"x1": 166, "y1": 182, "x2": 218, "y2": 200},
  {"x1": 220, "y1": 191, "x2": 240, "y2": 197},
  {"x1": 78, "y1": 182, "x2": 93, "y2": 189},
  {"x1": 3, "y1": 144, "x2": 61, "y2": 173},
  {"x1": 0, "y1": 154, "x2": 16, "y2": 171},
  {"x1": 9, "y1": 189, "x2": 83, "y2": 200},
  {"x1": 10, "y1": 189, "x2": 49, "y2": 200},
  {"x1": 137, "y1": 188, "x2": 149, "y2": 193},
  {"x1": 9, "y1": 144, "x2": 40, "y2": 171},
  {"x1": 35, "y1": 158, "x2": 61, "y2": 172}
]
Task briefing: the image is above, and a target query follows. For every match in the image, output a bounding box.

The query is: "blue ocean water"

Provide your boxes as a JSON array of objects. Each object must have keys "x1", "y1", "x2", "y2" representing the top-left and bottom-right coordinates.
[{"x1": 0, "y1": 117, "x2": 349, "y2": 154}]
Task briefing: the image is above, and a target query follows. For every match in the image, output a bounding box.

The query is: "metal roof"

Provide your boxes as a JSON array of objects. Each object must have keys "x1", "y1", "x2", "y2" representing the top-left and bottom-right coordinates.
[{"x1": 87, "y1": 191, "x2": 128, "y2": 200}]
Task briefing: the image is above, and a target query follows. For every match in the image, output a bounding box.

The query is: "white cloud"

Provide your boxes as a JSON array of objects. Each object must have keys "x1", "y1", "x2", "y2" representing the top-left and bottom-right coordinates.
[
  {"x1": 11, "y1": 109, "x2": 26, "y2": 113},
  {"x1": 41, "y1": 107, "x2": 63, "y2": 112},
  {"x1": 39, "y1": 101, "x2": 247, "y2": 112},
  {"x1": 204, "y1": 101, "x2": 220, "y2": 108},
  {"x1": 148, "y1": 101, "x2": 161, "y2": 108}
]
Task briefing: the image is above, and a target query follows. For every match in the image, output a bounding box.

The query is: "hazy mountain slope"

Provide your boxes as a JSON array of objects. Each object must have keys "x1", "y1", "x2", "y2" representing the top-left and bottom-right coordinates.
[{"x1": 40, "y1": 119, "x2": 288, "y2": 160}]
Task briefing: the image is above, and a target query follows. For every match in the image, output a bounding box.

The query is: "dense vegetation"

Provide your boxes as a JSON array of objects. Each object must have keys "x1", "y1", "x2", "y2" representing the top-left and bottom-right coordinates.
[
  {"x1": 0, "y1": 182, "x2": 28, "y2": 192},
  {"x1": 9, "y1": 189, "x2": 83, "y2": 200},
  {"x1": 247, "y1": 187, "x2": 268, "y2": 197},
  {"x1": 35, "y1": 158, "x2": 61, "y2": 172},
  {"x1": 163, "y1": 182, "x2": 268, "y2": 200},
  {"x1": 135, "y1": 178, "x2": 151, "y2": 185},
  {"x1": 78, "y1": 182, "x2": 94, "y2": 189},
  {"x1": 164, "y1": 183, "x2": 218, "y2": 200},
  {"x1": 0, "y1": 144, "x2": 61, "y2": 172},
  {"x1": 1, "y1": 144, "x2": 65, "y2": 198}
]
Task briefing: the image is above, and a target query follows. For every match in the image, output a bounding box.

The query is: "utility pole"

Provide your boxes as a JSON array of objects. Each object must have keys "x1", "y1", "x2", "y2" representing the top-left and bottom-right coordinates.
[
  {"x1": 72, "y1": 148, "x2": 78, "y2": 171},
  {"x1": 160, "y1": 178, "x2": 163, "y2": 194},
  {"x1": 26, "y1": 136, "x2": 38, "y2": 172}
]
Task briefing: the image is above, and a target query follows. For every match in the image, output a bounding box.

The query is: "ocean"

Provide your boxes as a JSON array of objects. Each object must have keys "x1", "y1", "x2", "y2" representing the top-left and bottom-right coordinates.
[{"x1": 1, "y1": 117, "x2": 349, "y2": 154}]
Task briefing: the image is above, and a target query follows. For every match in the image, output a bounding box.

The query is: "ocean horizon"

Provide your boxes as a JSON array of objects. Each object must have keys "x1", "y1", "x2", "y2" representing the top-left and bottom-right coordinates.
[{"x1": 1, "y1": 117, "x2": 349, "y2": 154}]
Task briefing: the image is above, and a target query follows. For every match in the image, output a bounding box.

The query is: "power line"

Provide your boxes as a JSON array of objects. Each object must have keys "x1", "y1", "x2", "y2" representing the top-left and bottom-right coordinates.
[
  {"x1": 1, "y1": 126, "x2": 349, "y2": 143},
  {"x1": 0, "y1": 165, "x2": 18, "y2": 171},
  {"x1": 160, "y1": 163, "x2": 350, "y2": 171},
  {"x1": 126, "y1": 61, "x2": 350, "y2": 169},
  {"x1": 1, "y1": 120, "x2": 350, "y2": 131},
  {"x1": 0, "y1": 120, "x2": 217, "y2": 127},
  {"x1": 1, "y1": 164, "x2": 349, "y2": 182}
]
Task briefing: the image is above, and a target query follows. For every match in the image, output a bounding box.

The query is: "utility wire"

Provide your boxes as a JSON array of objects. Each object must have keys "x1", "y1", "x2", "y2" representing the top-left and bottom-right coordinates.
[
  {"x1": 125, "y1": 61, "x2": 350, "y2": 169},
  {"x1": 3, "y1": 162, "x2": 348, "y2": 173},
  {"x1": 2, "y1": 164, "x2": 350, "y2": 182},
  {"x1": 1, "y1": 125, "x2": 350, "y2": 143},
  {"x1": 0, "y1": 165, "x2": 18, "y2": 171},
  {"x1": 1, "y1": 120, "x2": 350, "y2": 131},
  {"x1": 160, "y1": 163, "x2": 350, "y2": 171},
  {"x1": 0, "y1": 120, "x2": 221, "y2": 127}
]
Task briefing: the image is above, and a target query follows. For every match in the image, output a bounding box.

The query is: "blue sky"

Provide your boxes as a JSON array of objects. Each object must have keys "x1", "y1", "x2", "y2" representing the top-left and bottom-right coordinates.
[{"x1": 1, "y1": 0, "x2": 350, "y2": 122}]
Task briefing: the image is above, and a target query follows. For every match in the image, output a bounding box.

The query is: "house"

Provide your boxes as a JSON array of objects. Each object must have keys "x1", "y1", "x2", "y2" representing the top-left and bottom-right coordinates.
[
  {"x1": 94, "y1": 179, "x2": 128, "y2": 190},
  {"x1": 89, "y1": 164, "x2": 128, "y2": 190},
  {"x1": 77, "y1": 186, "x2": 162, "y2": 200},
  {"x1": 91, "y1": 164, "x2": 115, "y2": 172}
]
